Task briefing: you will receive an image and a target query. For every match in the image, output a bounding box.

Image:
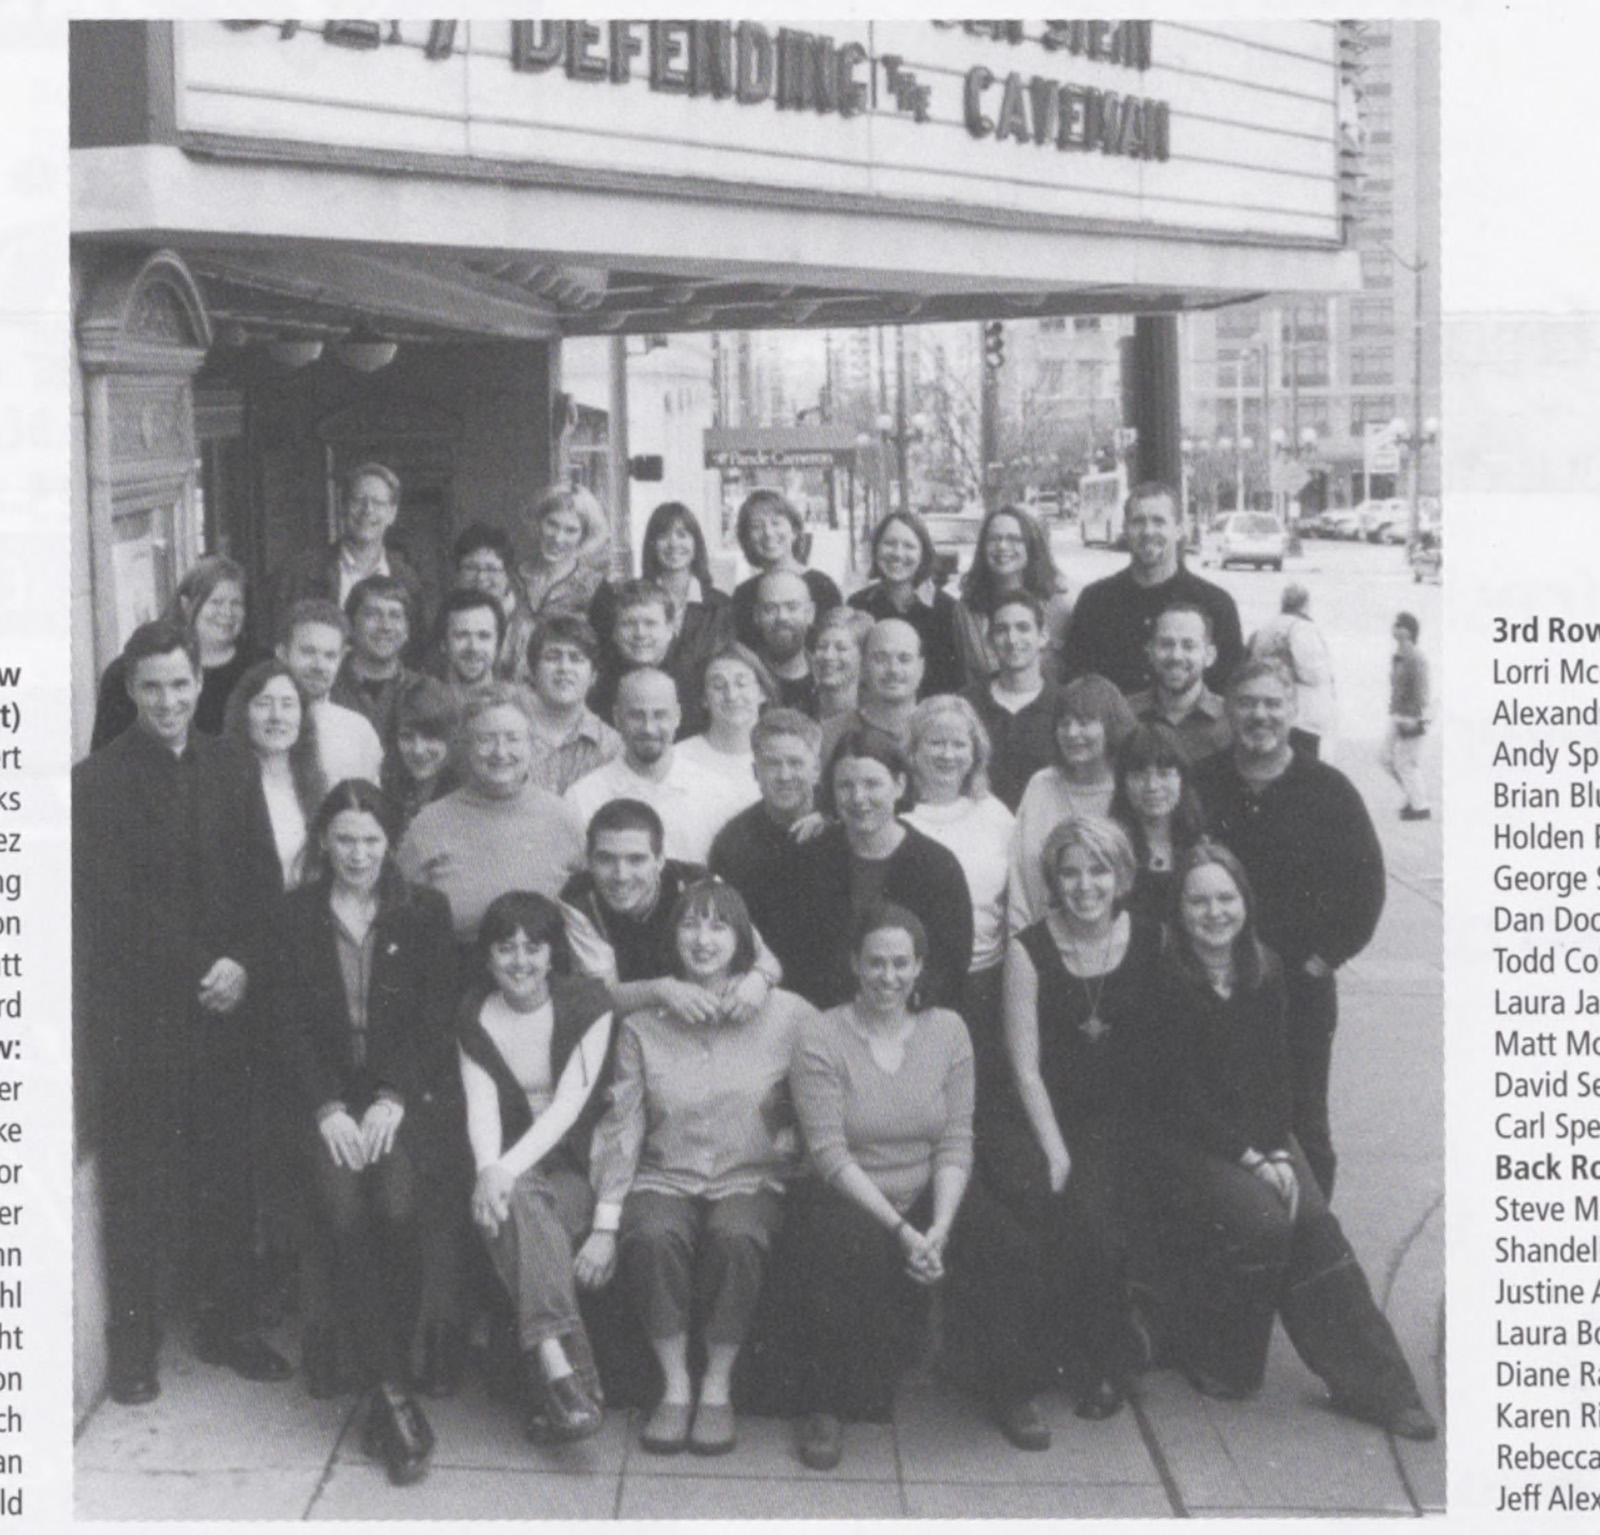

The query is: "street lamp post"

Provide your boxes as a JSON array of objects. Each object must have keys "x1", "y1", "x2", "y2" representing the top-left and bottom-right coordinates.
[{"x1": 1390, "y1": 416, "x2": 1439, "y2": 548}]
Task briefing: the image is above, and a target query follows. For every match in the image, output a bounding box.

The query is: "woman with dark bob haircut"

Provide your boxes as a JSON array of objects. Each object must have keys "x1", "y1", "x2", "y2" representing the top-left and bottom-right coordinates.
[
  {"x1": 764, "y1": 729, "x2": 974, "y2": 1011},
  {"x1": 576, "y1": 879, "x2": 817, "y2": 1456},
  {"x1": 590, "y1": 501, "x2": 732, "y2": 713},
  {"x1": 847, "y1": 511, "x2": 963, "y2": 696},
  {"x1": 1109, "y1": 722, "x2": 1208, "y2": 923},
  {"x1": 788, "y1": 902, "x2": 1049, "y2": 1468},
  {"x1": 728, "y1": 488, "x2": 842, "y2": 649},
  {"x1": 277, "y1": 779, "x2": 459, "y2": 1485},
  {"x1": 952, "y1": 504, "x2": 1072, "y2": 686},
  {"x1": 1148, "y1": 841, "x2": 1436, "y2": 1440},
  {"x1": 457, "y1": 889, "x2": 616, "y2": 1445}
]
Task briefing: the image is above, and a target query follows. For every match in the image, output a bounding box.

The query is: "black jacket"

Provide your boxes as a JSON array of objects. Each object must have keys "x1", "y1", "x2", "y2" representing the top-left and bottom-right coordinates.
[{"x1": 277, "y1": 878, "x2": 458, "y2": 1120}]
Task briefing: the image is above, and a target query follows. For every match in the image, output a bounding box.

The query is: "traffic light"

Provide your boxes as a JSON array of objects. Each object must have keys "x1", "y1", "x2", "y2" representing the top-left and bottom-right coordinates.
[{"x1": 983, "y1": 320, "x2": 1005, "y2": 371}]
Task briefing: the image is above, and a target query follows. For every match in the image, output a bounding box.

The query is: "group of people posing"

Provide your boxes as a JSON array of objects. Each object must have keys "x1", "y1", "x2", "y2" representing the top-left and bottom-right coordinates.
[{"x1": 73, "y1": 466, "x2": 1435, "y2": 1490}]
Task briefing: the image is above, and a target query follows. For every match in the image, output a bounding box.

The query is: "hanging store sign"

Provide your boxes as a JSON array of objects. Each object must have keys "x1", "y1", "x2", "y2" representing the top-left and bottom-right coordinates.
[{"x1": 175, "y1": 20, "x2": 1345, "y2": 244}]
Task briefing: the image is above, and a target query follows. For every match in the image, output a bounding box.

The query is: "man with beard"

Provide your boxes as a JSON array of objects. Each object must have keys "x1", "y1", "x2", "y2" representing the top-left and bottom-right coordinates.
[
  {"x1": 564, "y1": 669, "x2": 746, "y2": 864},
  {"x1": 1125, "y1": 603, "x2": 1232, "y2": 761},
  {"x1": 1192, "y1": 659, "x2": 1385, "y2": 1199},
  {"x1": 1062, "y1": 482, "x2": 1243, "y2": 695},
  {"x1": 437, "y1": 588, "x2": 505, "y2": 712},
  {"x1": 750, "y1": 569, "x2": 819, "y2": 716},
  {"x1": 278, "y1": 598, "x2": 384, "y2": 786}
]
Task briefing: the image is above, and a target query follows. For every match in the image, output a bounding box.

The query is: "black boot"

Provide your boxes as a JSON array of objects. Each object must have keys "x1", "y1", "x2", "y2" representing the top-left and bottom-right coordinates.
[{"x1": 362, "y1": 1382, "x2": 434, "y2": 1485}]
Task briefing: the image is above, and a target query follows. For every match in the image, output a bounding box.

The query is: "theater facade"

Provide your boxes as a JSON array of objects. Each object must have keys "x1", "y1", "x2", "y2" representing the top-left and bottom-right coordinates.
[{"x1": 70, "y1": 17, "x2": 1361, "y2": 752}]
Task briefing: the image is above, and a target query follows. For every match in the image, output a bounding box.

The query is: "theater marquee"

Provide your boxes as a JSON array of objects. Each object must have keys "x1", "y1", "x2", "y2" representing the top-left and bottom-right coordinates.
[{"x1": 175, "y1": 19, "x2": 1347, "y2": 244}]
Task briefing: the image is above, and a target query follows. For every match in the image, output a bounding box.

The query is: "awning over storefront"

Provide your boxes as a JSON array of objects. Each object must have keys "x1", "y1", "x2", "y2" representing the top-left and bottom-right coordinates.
[{"x1": 73, "y1": 19, "x2": 1362, "y2": 344}]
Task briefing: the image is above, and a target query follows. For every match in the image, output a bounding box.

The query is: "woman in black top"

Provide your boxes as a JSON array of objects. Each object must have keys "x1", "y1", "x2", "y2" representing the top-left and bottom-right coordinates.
[
  {"x1": 278, "y1": 780, "x2": 459, "y2": 1484},
  {"x1": 1109, "y1": 723, "x2": 1206, "y2": 923},
  {"x1": 1151, "y1": 841, "x2": 1436, "y2": 1440},
  {"x1": 91, "y1": 555, "x2": 261, "y2": 749},
  {"x1": 728, "y1": 488, "x2": 842, "y2": 649},
  {"x1": 1000, "y1": 814, "x2": 1158, "y2": 1420},
  {"x1": 847, "y1": 511, "x2": 963, "y2": 697},
  {"x1": 773, "y1": 731, "x2": 973, "y2": 1010}
]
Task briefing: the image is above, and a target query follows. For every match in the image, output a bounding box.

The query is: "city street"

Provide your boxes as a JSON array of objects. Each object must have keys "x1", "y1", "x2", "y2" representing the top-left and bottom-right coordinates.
[{"x1": 74, "y1": 537, "x2": 1444, "y2": 1520}]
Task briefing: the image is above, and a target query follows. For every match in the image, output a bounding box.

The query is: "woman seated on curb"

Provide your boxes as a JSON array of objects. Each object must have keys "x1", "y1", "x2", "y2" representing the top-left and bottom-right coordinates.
[
  {"x1": 576, "y1": 879, "x2": 817, "y2": 1456},
  {"x1": 788, "y1": 903, "x2": 1050, "y2": 1471},
  {"x1": 457, "y1": 890, "x2": 616, "y2": 1444},
  {"x1": 279, "y1": 780, "x2": 458, "y2": 1487},
  {"x1": 1150, "y1": 841, "x2": 1437, "y2": 1441}
]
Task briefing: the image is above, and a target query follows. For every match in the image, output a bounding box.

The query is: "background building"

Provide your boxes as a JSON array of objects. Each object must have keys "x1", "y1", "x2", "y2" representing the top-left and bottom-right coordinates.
[{"x1": 1179, "y1": 20, "x2": 1440, "y2": 518}]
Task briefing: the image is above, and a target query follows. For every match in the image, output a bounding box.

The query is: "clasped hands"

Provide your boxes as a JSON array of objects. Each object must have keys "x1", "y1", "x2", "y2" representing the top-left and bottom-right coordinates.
[
  {"x1": 656, "y1": 970, "x2": 772, "y2": 1028},
  {"x1": 1244, "y1": 1147, "x2": 1300, "y2": 1222},
  {"x1": 896, "y1": 1218, "x2": 950, "y2": 1285},
  {"x1": 319, "y1": 1098, "x2": 404, "y2": 1171}
]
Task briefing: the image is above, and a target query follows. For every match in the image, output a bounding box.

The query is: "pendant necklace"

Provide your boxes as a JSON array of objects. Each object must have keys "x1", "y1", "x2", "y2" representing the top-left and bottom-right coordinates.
[{"x1": 1064, "y1": 919, "x2": 1118, "y2": 1043}]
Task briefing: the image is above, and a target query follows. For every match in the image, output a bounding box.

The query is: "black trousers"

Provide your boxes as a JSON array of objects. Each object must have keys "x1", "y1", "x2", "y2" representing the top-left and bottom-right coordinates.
[
  {"x1": 1284, "y1": 967, "x2": 1339, "y2": 1199},
  {"x1": 304, "y1": 1133, "x2": 420, "y2": 1383},
  {"x1": 100, "y1": 1017, "x2": 257, "y2": 1364},
  {"x1": 790, "y1": 1176, "x2": 1043, "y2": 1420},
  {"x1": 1160, "y1": 1138, "x2": 1423, "y2": 1415}
]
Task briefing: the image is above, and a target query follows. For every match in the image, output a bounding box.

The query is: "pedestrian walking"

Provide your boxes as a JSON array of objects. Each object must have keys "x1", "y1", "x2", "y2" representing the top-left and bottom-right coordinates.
[{"x1": 1383, "y1": 612, "x2": 1431, "y2": 820}]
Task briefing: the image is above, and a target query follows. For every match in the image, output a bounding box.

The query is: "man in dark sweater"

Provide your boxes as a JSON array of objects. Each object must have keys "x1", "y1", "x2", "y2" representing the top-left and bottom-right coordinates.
[
  {"x1": 1061, "y1": 481, "x2": 1243, "y2": 695},
  {"x1": 560, "y1": 799, "x2": 781, "y2": 1022},
  {"x1": 1193, "y1": 658, "x2": 1386, "y2": 1199},
  {"x1": 708, "y1": 709, "x2": 822, "y2": 944},
  {"x1": 73, "y1": 622, "x2": 292, "y2": 1404},
  {"x1": 960, "y1": 593, "x2": 1065, "y2": 812}
]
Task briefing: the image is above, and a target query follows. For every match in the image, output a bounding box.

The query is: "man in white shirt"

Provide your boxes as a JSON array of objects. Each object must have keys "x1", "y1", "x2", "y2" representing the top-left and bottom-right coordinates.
[
  {"x1": 564, "y1": 668, "x2": 746, "y2": 863},
  {"x1": 278, "y1": 598, "x2": 385, "y2": 786}
]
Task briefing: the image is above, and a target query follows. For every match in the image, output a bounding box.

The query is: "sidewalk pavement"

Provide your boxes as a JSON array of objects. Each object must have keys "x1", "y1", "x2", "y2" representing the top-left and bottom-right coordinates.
[{"x1": 76, "y1": 739, "x2": 1444, "y2": 1519}]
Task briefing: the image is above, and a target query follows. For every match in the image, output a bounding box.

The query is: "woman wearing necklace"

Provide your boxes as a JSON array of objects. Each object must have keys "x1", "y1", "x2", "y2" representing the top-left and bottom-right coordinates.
[
  {"x1": 1008, "y1": 674, "x2": 1138, "y2": 933},
  {"x1": 278, "y1": 780, "x2": 459, "y2": 1485},
  {"x1": 789, "y1": 903, "x2": 1049, "y2": 1470},
  {"x1": 576, "y1": 879, "x2": 816, "y2": 1457},
  {"x1": 1000, "y1": 815, "x2": 1160, "y2": 1421},
  {"x1": 1149, "y1": 843, "x2": 1436, "y2": 1440},
  {"x1": 1109, "y1": 723, "x2": 1207, "y2": 923}
]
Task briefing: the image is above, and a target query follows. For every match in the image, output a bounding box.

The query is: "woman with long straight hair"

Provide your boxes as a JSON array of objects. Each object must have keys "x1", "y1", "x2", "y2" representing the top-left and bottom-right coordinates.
[
  {"x1": 1149, "y1": 841, "x2": 1436, "y2": 1440},
  {"x1": 278, "y1": 780, "x2": 459, "y2": 1485},
  {"x1": 1109, "y1": 722, "x2": 1207, "y2": 923},
  {"x1": 952, "y1": 505, "x2": 1071, "y2": 686}
]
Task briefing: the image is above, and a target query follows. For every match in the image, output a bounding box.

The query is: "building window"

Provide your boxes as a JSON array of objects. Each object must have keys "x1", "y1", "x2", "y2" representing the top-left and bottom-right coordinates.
[
  {"x1": 1350, "y1": 297, "x2": 1392, "y2": 336},
  {"x1": 1297, "y1": 397, "x2": 1332, "y2": 435},
  {"x1": 1361, "y1": 249, "x2": 1394, "y2": 288},
  {"x1": 1351, "y1": 347, "x2": 1394, "y2": 384},
  {"x1": 1039, "y1": 316, "x2": 1066, "y2": 333},
  {"x1": 1350, "y1": 395, "x2": 1396, "y2": 436},
  {"x1": 1216, "y1": 353, "x2": 1263, "y2": 392},
  {"x1": 1073, "y1": 316, "x2": 1102, "y2": 333},
  {"x1": 1283, "y1": 347, "x2": 1330, "y2": 388},
  {"x1": 1282, "y1": 301, "x2": 1329, "y2": 342}
]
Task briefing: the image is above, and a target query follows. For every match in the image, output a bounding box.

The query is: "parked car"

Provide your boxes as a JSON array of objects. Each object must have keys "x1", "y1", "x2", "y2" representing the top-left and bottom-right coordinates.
[
  {"x1": 1214, "y1": 512, "x2": 1288, "y2": 571},
  {"x1": 1320, "y1": 509, "x2": 1367, "y2": 540},
  {"x1": 922, "y1": 514, "x2": 984, "y2": 585}
]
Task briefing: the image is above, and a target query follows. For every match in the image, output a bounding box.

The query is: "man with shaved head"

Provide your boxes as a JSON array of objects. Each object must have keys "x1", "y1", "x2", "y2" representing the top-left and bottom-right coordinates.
[
  {"x1": 564, "y1": 668, "x2": 748, "y2": 863},
  {"x1": 818, "y1": 617, "x2": 925, "y2": 763},
  {"x1": 751, "y1": 568, "x2": 820, "y2": 715}
]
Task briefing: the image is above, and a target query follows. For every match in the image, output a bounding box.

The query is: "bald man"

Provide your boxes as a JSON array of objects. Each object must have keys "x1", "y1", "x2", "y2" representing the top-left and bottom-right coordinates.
[
  {"x1": 564, "y1": 668, "x2": 749, "y2": 863},
  {"x1": 818, "y1": 617, "x2": 925, "y2": 766},
  {"x1": 751, "y1": 569, "x2": 820, "y2": 715}
]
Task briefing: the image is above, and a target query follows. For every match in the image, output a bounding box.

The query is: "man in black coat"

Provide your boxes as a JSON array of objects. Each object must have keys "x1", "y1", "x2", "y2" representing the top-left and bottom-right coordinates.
[
  {"x1": 73, "y1": 621, "x2": 291, "y2": 1403},
  {"x1": 1061, "y1": 481, "x2": 1244, "y2": 695},
  {"x1": 1193, "y1": 658, "x2": 1386, "y2": 1199}
]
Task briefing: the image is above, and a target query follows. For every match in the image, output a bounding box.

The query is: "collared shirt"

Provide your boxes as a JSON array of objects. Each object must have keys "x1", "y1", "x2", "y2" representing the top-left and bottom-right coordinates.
[
  {"x1": 527, "y1": 706, "x2": 623, "y2": 796},
  {"x1": 1126, "y1": 685, "x2": 1233, "y2": 762},
  {"x1": 330, "y1": 904, "x2": 377, "y2": 1067},
  {"x1": 564, "y1": 751, "x2": 749, "y2": 864},
  {"x1": 336, "y1": 545, "x2": 392, "y2": 608},
  {"x1": 589, "y1": 989, "x2": 816, "y2": 1226},
  {"x1": 331, "y1": 661, "x2": 420, "y2": 748}
]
